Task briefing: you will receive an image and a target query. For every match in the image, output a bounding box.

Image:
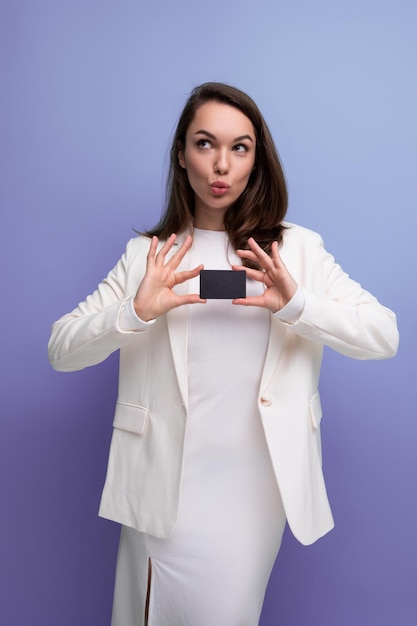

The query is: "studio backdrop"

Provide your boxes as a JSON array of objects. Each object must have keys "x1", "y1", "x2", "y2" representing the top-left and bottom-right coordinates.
[{"x1": 1, "y1": 1, "x2": 416, "y2": 625}]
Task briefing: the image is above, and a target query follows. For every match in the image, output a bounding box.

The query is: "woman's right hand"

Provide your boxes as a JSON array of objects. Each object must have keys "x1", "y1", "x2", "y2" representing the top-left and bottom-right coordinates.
[{"x1": 133, "y1": 233, "x2": 206, "y2": 321}]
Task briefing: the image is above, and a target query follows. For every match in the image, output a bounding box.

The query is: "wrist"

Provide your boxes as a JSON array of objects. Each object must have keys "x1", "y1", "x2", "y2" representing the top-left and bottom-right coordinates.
[{"x1": 133, "y1": 301, "x2": 155, "y2": 323}]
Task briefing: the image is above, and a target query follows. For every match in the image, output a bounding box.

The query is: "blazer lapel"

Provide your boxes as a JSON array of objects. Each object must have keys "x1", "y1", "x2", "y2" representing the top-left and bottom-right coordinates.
[
  {"x1": 259, "y1": 314, "x2": 288, "y2": 395},
  {"x1": 166, "y1": 232, "x2": 191, "y2": 412},
  {"x1": 259, "y1": 231, "x2": 297, "y2": 395}
]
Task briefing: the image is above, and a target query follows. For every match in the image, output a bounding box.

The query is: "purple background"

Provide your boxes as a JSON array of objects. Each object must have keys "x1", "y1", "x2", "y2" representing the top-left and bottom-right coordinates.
[{"x1": 1, "y1": 1, "x2": 416, "y2": 624}]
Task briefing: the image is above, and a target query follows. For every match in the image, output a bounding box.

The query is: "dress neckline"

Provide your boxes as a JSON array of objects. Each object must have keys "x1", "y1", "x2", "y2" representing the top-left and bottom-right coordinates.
[{"x1": 193, "y1": 227, "x2": 228, "y2": 236}]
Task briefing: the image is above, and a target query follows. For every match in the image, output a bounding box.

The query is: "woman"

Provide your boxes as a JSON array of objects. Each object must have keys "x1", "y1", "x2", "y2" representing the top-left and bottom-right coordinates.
[{"x1": 48, "y1": 82, "x2": 399, "y2": 625}]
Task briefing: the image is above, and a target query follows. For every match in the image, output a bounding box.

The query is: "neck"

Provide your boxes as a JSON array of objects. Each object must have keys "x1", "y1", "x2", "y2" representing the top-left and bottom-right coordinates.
[{"x1": 193, "y1": 210, "x2": 226, "y2": 231}]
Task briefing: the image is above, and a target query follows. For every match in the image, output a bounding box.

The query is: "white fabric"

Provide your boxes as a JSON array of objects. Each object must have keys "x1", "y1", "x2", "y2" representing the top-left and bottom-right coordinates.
[
  {"x1": 111, "y1": 229, "x2": 286, "y2": 625},
  {"x1": 119, "y1": 297, "x2": 156, "y2": 331},
  {"x1": 274, "y1": 284, "x2": 305, "y2": 323},
  {"x1": 48, "y1": 224, "x2": 399, "y2": 544}
]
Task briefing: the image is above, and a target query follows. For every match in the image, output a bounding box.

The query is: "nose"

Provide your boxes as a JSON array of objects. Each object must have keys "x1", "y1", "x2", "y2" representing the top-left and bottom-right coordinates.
[{"x1": 214, "y1": 149, "x2": 229, "y2": 175}]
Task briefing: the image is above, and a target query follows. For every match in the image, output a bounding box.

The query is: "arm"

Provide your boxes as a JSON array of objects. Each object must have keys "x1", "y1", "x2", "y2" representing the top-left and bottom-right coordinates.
[
  {"x1": 288, "y1": 242, "x2": 399, "y2": 359},
  {"x1": 48, "y1": 234, "x2": 205, "y2": 372},
  {"x1": 233, "y1": 234, "x2": 399, "y2": 360},
  {"x1": 48, "y1": 242, "x2": 143, "y2": 372}
]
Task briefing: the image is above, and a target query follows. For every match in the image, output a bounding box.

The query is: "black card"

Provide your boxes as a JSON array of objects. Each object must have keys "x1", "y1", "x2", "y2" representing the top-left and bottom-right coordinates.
[{"x1": 199, "y1": 270, "x2": 246, "y2": 299}]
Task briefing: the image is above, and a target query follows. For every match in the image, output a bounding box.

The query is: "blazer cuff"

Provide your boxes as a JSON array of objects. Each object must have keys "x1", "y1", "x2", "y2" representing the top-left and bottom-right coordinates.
[
  {"x1": 273, "y1": 285, "x2": 305, "y2": 324},
  {"x1": 118, "y1": 297, "x2": 156, "y2": 332}
]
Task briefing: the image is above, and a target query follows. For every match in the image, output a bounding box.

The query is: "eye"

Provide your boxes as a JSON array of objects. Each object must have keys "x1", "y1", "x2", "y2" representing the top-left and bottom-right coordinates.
[
  {"x1": 233, "y1": 143, "x2": 249, "y2": 153},
  {"x1": 197, "y1": 139, "x2": 212, "y2": 149}
]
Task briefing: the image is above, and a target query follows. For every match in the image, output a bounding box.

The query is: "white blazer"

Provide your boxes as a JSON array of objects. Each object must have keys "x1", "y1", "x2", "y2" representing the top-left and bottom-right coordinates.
[{"x1": 48, "y1": 223, "x2": 399, "y2": 545}]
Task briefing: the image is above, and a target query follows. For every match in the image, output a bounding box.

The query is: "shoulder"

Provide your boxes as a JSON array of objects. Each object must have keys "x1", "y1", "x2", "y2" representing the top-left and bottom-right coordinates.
[
  {"x1": 125, "y1": 234, "x2": 153, "y2": 254},
  {"x1": 113, "y1": 235, "x2": 152, "y2": 277},
  {"x1": 279, "y1": 222, "x2": 328, "y2": 276},
  {"x1": 281, "y1": 222, "x2": 324, "y2": 248},
  {"x1": 122, "y1": 234, "x2": 154, "y2": 264}
]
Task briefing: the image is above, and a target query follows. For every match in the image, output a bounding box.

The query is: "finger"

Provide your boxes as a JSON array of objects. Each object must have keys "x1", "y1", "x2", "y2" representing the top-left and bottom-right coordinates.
[
  {"x1": 232, "y1": 296, "x2": 265, "y2": 307},
  {"x1": 146, "y1": 236, "x2": 159, "y2": 266},
  {"x1": 155, "y1": 233, "x2": 178, "y2": 265},
  {"x1": 170, "y1": 293, "x2": 207, "y2": 309},
  {"x1": 270, "y1": 240, "x2": 279, "y2": 256},
  {"x1": 270, "y1": 240, "x2": 284, "y2": 266},
  {"x1": 236, "y1": 239, "x2": 274, "y2": 271},
  {"x1": 167, "y1": 235, "x2": 194, "y2": 269},
  {"x1": 247, "y1": 237, "x2": 275, "y2": 268},
  {"x1": 231, "y1": 264, "x2": 265, "y2": 283},
  {"x1": 236, "y1": 248, "x2": 259, "y2": 262},
  {"x1": 235, "y1": 249, "x2": 270, "y2": 272},
  {"x1": 180, "y1": 294, "x2": 207, "y2": 305},
  {"x1": 174, "y1": 264, "x2": 204, "y2": 285}
]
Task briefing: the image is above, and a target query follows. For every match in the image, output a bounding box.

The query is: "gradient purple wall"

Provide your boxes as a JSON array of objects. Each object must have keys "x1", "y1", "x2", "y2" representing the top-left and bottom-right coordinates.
[{"x1": 1, "y1": 1, "x2": 416, "y2": 624}]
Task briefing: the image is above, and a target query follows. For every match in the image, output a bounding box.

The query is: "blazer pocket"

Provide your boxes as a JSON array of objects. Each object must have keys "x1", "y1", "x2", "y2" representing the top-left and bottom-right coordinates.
[
  {"x1": 113, "y1": 401, "x2": 149, "y2": 435},
  {"x1": 309, "y1": 391, "x2": 323, "y2": 430}
]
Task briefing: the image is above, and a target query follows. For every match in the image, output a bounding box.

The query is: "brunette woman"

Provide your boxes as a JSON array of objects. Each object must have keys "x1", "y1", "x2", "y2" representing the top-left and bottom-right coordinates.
[{"x1": 49, "y1": 82, "x2": 398, "y2": 625}]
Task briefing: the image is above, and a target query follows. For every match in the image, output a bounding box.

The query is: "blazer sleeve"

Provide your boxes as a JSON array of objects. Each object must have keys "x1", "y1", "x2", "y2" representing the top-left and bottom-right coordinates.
[
  {"x1": 286, "y1": 234, "x2": 399, "y2": 359},
  {"x1": 48, "y1": 238, "x2": 149, "y2": 372}
]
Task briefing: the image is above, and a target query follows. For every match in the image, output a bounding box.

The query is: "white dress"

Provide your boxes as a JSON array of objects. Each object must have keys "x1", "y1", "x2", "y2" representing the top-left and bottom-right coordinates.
[{"x1": 111, "y1": 229, "x2": 286, "y2": 626}]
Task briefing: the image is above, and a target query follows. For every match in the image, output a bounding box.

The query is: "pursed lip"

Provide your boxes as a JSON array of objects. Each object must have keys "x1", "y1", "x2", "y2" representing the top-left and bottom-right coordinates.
[
  {"x1": 210, "y1": 180, "x2": 230, "y2": 196},
  {"x1": 210, "y1": 180, "x2": 230, "y2": 189}
]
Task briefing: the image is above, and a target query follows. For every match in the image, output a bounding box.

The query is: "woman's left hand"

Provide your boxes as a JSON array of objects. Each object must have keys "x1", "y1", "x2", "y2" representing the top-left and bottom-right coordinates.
[{"x1": 232, "y1": 237, "x2": 297, "y2": 312}]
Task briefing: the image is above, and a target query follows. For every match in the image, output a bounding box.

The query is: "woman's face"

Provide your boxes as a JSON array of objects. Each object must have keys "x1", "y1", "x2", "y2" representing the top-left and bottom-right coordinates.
[{"x1": 178, "y1": 101, "x2": 256, "y2": 230}]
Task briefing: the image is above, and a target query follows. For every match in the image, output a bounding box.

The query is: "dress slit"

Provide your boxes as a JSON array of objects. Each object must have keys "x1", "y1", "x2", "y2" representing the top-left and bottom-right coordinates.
[{"x1": 144, "y1": 558, "x2": 152, "y2": 626}]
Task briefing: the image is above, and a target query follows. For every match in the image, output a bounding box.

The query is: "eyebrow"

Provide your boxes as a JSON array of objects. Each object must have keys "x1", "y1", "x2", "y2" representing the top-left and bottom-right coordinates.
[{"x1": 194, "y1": 129, "x2": 254, "y2": 143}]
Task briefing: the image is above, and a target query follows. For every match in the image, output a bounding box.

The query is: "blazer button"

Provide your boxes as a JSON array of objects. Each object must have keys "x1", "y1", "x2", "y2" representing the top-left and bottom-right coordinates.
[{"x1": 260, "y1": 397, "x2": 272, "y2": 407}]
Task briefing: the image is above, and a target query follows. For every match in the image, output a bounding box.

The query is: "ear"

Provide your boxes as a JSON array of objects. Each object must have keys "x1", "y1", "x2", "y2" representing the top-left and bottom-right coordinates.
[{"x1": 178, "y1": 150, "x2": 186, "y2": 169}]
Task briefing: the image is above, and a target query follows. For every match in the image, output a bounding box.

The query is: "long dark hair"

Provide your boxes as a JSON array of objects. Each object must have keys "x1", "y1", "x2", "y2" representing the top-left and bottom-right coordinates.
[{"x1": 146, "y1": 82, "x2": 288, "y2": 264}]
